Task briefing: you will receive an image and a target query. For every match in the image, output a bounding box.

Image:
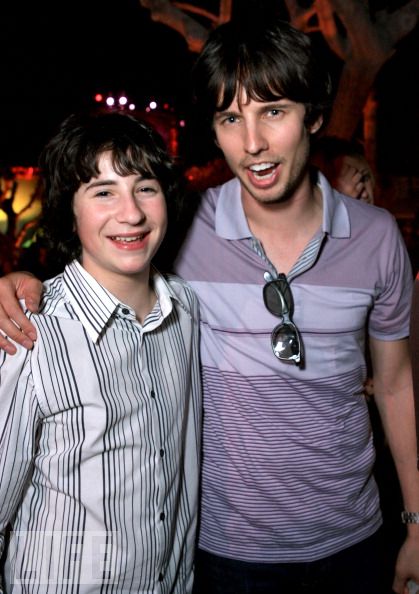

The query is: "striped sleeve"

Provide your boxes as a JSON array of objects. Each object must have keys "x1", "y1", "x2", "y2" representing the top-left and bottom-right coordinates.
[{"x1": 0, "y1": 344, "x2": 41, "y2": 551}]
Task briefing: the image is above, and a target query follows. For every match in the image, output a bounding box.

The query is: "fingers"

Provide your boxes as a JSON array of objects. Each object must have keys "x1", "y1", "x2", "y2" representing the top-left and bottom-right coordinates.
[
  {"x1": 349, "y1": 169, "x2": 366, "y2": 199},
  {"x1": 335, "y1": 165, "x2": 361, "y2": 198},
  {"x1": 0, "y1": 308, "x2": 36, "y2": 354},
  {"x1": 0, "y1": 334, "x2": 18, "y2": 355},
  {"x1": 17, "y1": 291, "x2": 42, "y2": 313},
  {"x1": 0, "y1": 272, "x2": 41, "y2": 354},
  {"x1": 335, "y1": 165, "x2": 372, "y2": 202},
  {"x1": 13, "y1": 272, "x2": 43, "y2": 312},
  {"x1": 364, "y1": 377, "x2": 374, "y2": 397}
]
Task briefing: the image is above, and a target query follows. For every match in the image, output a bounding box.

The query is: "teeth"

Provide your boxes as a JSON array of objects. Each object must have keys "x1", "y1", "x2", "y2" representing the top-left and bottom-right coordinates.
[
  {"x1": 112, "y1": 235, "x2": 144, "y2": 242},
  {"x1": 249, "y1": 163, "x2": 275, "y2": 172}
]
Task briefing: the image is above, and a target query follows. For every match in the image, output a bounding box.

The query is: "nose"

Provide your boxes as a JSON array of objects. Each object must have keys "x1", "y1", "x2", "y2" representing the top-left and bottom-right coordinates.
[
  {"x1": 116, "y1": 192, "x2": 146, "y2": 225},
  {"x1": 243, "y1": 121, "x2": 268, "y2": 155}
]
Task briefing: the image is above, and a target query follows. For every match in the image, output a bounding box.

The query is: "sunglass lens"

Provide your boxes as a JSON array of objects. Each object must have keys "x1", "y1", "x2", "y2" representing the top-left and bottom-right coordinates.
[
  {"x1": 263, "y1": 279, "x2": 293, "y2": 316},
  {"x1": 271, "y1": 323, "x2": 300, "y2": 362}
]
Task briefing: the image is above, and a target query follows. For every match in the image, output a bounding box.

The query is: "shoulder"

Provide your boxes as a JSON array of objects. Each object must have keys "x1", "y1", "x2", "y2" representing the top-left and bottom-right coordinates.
[
  {"x1": 201, "y1": 177, "x2": 239, "y2": 207},
  {"x1": 41, "y1": 272, "x2": 65, "y2": 301},
  {"x1": 340, "y1": 194, "x2": 403, "y2": 245},
  {"x1": 189, "y1": 177, "x2": 240, "y2": 224},
  {"x1": 342, "y1": 193, "x2": 396, "y2": 225},
  {"x1": 164, "y1": 273, "x2": 198, "y2": 300},
  {"x1": 163, "y1": 273, "x2": 200, "y2": 314},
  {"x1": 321, "y1": 172, "x2": 398, "y2": 235},
  {"x1": 36, "y1": 272, "x2": 70, "y2": 318},
  {"x1": 176, "y1": 177, "x2": 240, "y2": 251}
]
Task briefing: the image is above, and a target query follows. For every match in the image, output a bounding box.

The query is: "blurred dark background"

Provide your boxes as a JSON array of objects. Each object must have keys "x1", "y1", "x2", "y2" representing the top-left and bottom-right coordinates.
[
  {"x1": 0, "y1": 0, "x2": 194, "y2": 166},
  {"x1": 0, "y1": 0, "x2": 418, "y2": 173},
  {"x1": 0, "y1": 0, "x2": 418, "y2": 275}
]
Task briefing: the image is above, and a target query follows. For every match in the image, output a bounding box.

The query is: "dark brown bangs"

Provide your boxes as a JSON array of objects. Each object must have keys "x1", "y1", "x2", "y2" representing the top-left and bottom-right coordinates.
[
  {"x1": 74, "y1": 143, "x2": 154, "y2": 187},
  {"x1": 109, "y1": 146, "x2": 154, "y2": 179},
  {"x1": 216, "y1": 53, "x2": 287, "y2": 112}
]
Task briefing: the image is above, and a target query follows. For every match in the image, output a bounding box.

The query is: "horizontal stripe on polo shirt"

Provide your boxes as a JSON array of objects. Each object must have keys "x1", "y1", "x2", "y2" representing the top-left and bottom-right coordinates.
[{"x1": 174, "y1": 172, "x2": 412, "y2": 563}]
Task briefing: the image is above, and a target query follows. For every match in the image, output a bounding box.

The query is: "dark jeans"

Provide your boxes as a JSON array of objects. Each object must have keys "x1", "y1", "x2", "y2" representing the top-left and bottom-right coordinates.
[{"x1": 193, "y1": 528, "x2": 394, "y2": 594}]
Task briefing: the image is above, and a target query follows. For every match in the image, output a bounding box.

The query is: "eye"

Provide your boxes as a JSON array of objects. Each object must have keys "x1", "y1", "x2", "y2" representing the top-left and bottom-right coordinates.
[
  {"x1": 216, "y1": 114, "x2": 240, "y2": 126},
  {"x1": 139, "y1": 186, "x2": 157, "y2": 194},
  {"x1": 136, "y1": 180, "x2": 162, "y2": 195},
  {"x1": 94, "y1": 189, "x2": 112, "y2": 198},
  {"x1": 267, "y1": 108, "x2": 284, "y2": 117}
]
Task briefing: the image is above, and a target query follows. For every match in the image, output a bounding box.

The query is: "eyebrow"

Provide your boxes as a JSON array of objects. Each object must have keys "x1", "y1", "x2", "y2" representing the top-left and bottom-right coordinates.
[
  {"x1": 84, "y1": 174, "x2": 148, "y2": 191},
  {"x1": 213, "y1": 110, "x2": 237, "y2": 121},
  {"x1": 84, "y1": 180, "x2": 116, "y2": 191}
]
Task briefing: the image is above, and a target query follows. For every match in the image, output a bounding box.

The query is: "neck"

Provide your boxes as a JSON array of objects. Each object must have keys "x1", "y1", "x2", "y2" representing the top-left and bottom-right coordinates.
[
  {"x1": 242, "y1": 175, "x2": 323, "y2": 275},
  {"x1": 116, "y1": 276, "x2": 157, "y2": 324},
  {"x1": 91, "y1": 267, "x2": 157, "y2": 324},
  {"x1": 242, "y1": 173, "x2": 321, "y2": 232}
]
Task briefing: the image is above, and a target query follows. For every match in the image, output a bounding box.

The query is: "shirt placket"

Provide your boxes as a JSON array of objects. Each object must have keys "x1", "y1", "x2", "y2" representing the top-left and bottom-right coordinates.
[{"x1": 140, "y1": 316, "x2": 170, "y2": 591}]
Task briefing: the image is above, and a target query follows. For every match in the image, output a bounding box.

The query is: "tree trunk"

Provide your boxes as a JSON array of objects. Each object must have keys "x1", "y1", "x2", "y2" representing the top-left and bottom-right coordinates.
[
  {"x1": 324, "y1": 61, "x2": 382, "y2": 140},
  {"x1": 363, "y1": 91, "x2": 378, "y2": 179}
]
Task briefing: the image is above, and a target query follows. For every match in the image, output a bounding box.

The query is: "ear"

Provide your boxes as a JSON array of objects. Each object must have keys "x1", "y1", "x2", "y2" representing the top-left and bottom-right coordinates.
[{"x1": 309, "y1": 115, "x2": 323, "y2": 135}]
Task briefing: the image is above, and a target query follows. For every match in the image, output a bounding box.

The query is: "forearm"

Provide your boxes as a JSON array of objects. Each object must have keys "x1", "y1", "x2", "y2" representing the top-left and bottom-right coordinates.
[
  {"x1": 0, "y1": 348, "x2": 39, "y2": 529},
  {"x1": 381, "y1": 376, "x2": 419, "y2": 593},
  {"x1": 374, "y1": 367, "x2": 419, "y2": 515}
]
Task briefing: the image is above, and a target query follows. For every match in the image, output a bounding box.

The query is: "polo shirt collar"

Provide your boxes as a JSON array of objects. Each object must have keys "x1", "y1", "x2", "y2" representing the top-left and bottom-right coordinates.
[
  {"x1": 63, "y1": 260, "x2": 183, "y2": 343},
  {"x1": 317, "y1": 171, "x2": 350, "y2": 238},
  {"x1": 215, "y1": 177, "x2": 253, "y2": 240},
  {"x1": 214, "y1": 171, "x2": 350, "y2": 240}
]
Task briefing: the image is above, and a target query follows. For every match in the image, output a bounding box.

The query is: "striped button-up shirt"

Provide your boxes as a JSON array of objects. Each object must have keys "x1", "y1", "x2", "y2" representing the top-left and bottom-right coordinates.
[{"x1": 0, "y1": 260, "x2": 201, "y2": 594}]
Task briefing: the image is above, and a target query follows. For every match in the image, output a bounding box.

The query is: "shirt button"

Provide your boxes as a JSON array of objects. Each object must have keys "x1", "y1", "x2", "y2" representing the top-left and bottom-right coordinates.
[
  {"x1": 150, "y1": 390, "x2": 156, "y2": 399},
  {"x1": 160, "y1": 512, "x2": 165, "y2": 521},
  {"x1": 158, "y1": 572, "x2": 164, "y2": 582},
  {"x1": 160, "y1": 449, "x2": 165, "y2": 457},
  {"x1": 122, "y1": 308, "x2": 130, "y2": 315}
]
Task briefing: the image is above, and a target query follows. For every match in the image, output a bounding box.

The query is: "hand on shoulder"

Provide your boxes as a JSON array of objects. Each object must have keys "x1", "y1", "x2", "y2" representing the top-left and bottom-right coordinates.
[{"x1": 0, "y1": 271, "x2": 42, "y2": 354}]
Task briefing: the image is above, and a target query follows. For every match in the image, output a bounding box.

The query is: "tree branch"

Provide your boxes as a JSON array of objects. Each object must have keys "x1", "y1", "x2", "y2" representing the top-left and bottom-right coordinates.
[
  {"x1": 173, "y1": 2, "x2": 219, "y2": 24},
  {"x1": 376, "y1": 0, "x2": 419, "y2": 48},
  {"x1": 139, "y1": 0, "x2": 209, "y2": 52}
]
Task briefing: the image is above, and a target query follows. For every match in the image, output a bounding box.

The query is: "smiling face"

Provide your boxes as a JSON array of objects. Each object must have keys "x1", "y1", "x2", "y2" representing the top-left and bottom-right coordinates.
[
  {"x1": 72, "y1": 151, "x2": 167, "y2": 291},
  {"x1": 213, "y1": 92, "x2": 322, "y2": 207}
]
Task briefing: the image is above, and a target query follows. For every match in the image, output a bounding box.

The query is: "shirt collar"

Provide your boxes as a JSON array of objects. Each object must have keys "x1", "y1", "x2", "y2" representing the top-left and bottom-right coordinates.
[
  {"x1": 152, "y1": 268, "x2": 189, "y2": 318},
  {"x1": 215, "y1": 177, "x2": 253, "y2": 239},
  {"x1": 317, "y1": 171, "x2": 350, "y2": 238},
  {"x1": 214, "y1": 171, "x2": 350, "y2": 240},
  {"x1": 63, "y1": 260, "x2": 183, "y2": 343}
]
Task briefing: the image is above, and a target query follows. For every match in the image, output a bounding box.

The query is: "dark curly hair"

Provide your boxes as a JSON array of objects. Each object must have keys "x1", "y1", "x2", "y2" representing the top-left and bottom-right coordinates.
[{"x1": 39, "y1": 110, "x2": 178, "y2": 264}]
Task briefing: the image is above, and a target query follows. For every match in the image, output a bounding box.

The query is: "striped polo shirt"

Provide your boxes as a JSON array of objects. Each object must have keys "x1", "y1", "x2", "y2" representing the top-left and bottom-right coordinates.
[
  {"x1": 0, "y1": 260, "x2": 201, "y2": 593},
  {"x1": 174, "y1": 171, "x2": 413, "y2": 563}
]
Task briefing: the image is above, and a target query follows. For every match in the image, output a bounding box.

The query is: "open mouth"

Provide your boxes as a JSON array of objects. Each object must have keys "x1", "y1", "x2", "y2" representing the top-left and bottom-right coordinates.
[{"x1": 248, "y1": 162, "x2": 278, "y2": 179}]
